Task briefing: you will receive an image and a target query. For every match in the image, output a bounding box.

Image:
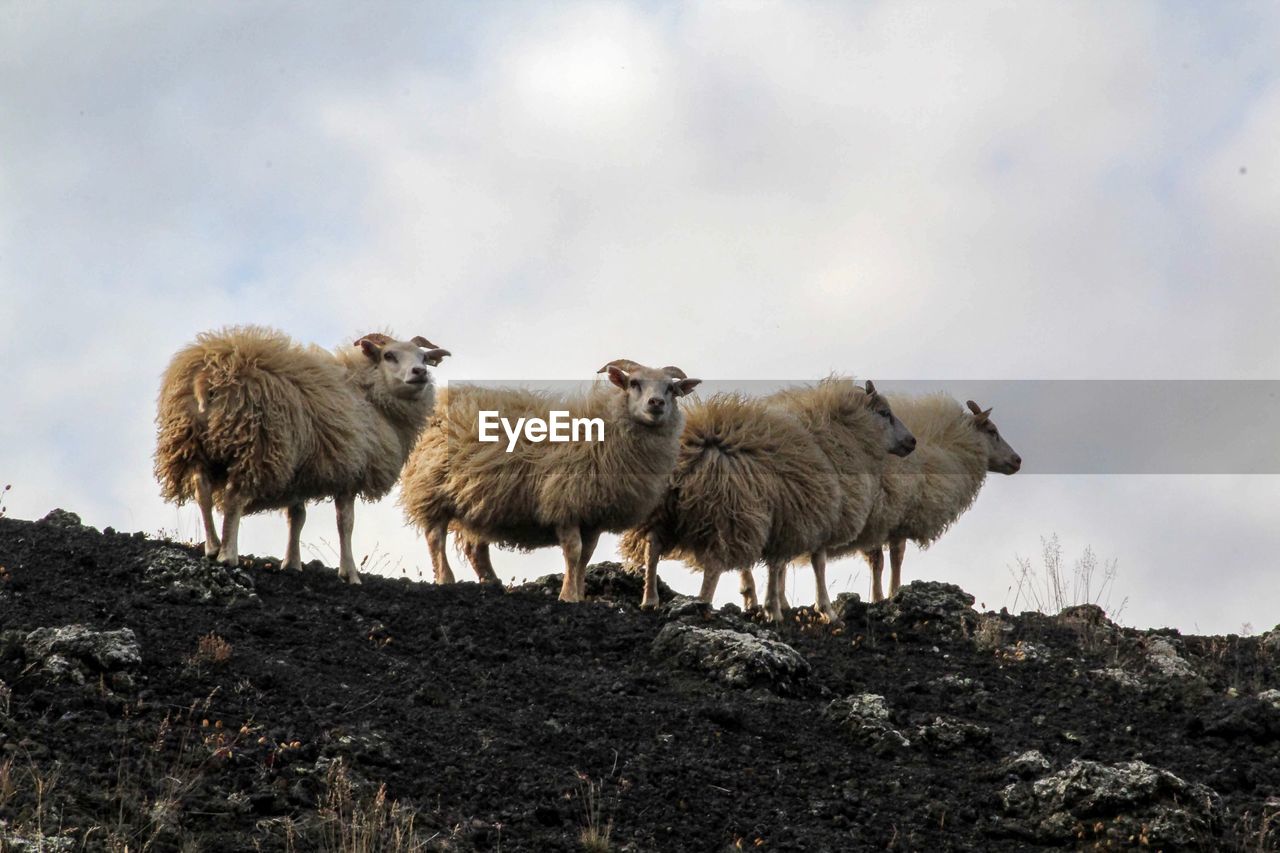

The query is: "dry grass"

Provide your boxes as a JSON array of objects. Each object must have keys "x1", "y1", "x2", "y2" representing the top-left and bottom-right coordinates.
[
  {"x1": 189, "y1": 633, "x2": 233, "y2": 668},
  {"x1": 318, "y1": 759, "x2": 431, "y2": 853},
  {"x1": 1007, "y1": 534, "x2": 1127, "y2": 620},
  {"x1": 574, "y1": 769, "x2": 618, "y2": 853},
  {"x1": 0, "y1": 483, "x2": 10, "y2": 519}
]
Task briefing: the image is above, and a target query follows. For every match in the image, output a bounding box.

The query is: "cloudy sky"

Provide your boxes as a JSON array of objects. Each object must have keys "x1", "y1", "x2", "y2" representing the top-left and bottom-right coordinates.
[{"x1": 3, "y1": 1, "x2": 1278, "y2": 633}]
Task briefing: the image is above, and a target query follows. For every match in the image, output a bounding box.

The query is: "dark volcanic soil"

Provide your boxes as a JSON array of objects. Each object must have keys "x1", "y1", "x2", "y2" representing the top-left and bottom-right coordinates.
[{"x1": 1, "y1": 511, "x2": 1278, "y2": 852}]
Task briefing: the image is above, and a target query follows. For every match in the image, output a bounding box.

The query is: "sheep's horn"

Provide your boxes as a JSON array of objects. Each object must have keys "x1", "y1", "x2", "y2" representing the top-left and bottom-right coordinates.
[
  {"x1": 662, "y1": 366, "x2": 688, "y2": 380},
  {"x1": 966, "y1": 400, "x2": 992, "y2": 420},
  {"x1": 355, "y1": 333, "x2": 394, "y2": 347},
  {"x1": 598, "y1": 359, "x2": 643, "y2": 374},
  {"x1": 411, "y1": 336, "x2": 441, "y2": 349}
]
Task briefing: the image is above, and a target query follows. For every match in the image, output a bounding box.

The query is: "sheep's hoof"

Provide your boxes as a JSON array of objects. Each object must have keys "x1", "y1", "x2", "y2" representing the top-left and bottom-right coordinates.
[
  {"x1": 341, "y1": 572, "x2": 362, "y2": 585},
  {"x1": 640, "y1": 598, "x2": 659, "y2": 610},
  {"x1": 282, "y1": 560, "x2": 302, "y2": 572},
  {"x1": 203, "y1": 542, "x2": 221, "y2": 558},
  {"x1": 216, "y1": 552, "x2": 238, "y2": 567}
]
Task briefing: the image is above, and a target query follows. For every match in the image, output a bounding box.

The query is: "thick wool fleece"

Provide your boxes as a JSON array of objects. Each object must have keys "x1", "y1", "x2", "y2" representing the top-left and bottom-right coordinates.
[
  {"x1": 155, "y1": 326, "x2": 433, "y2": 514},
  {"x1": 618, "y1": 393, "x2": 839, "y2": 574},
  {"x1": 400, "y1": 383, "x2": 684, "y2": 550}
]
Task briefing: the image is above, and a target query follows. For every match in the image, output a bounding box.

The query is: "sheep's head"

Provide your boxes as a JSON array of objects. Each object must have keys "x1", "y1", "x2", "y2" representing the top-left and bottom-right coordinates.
[
  {"x1": 863, "y1": 380, "x2": 916, "y2": 457},
  {"x1": 356, "y1": 333, "x2": 451, "y2": 400},
  {"x1": 599, "y1": 359, "x2": 701, "y2": 427},
  {"x1": 966, "y1": 400, "x2": 1021, "y2": 474}
]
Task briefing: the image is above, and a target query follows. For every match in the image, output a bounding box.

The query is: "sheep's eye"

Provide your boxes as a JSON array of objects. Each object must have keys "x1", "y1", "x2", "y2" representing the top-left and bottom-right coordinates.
[
  {"x1": 629, "y1": 379, "x2": 640, "y2": 390},
  {"x1": 384, "y1": 352, "x2": 397, "y2": 363}
]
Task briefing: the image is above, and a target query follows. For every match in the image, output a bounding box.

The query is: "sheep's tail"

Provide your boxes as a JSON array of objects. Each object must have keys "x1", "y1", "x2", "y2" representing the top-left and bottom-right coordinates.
[{"x1": 154, "y1": 345, "x2": 214, "y2": 504}]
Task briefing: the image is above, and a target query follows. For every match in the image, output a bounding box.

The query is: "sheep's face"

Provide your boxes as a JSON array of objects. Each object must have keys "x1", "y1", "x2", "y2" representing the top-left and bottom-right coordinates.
[
  {"x1": 967, "y1": 400, "x2": 1021, "y2": 474},
  {"x1": 357, "y1": 334, "x2": 451, "y2": 401},
  {"x1": 603, "y1": 362, "x2": 701, "y2": 428},
  {"x1": 864, "y1": 381, "x2": 916, "y2": 457}
]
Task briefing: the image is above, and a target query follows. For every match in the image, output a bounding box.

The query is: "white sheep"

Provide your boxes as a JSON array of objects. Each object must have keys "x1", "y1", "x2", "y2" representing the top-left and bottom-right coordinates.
[
  {"x1": 155, "y1": 326, "x2": 449, "y2": 584},
  {"x1": 838, "y1": 395, "x2": 1021, "y2": 600},
  {"x1": 759, "y1": 378, "x2": 917, "y2": 620},
  {"x1": 618, "y1": 392, "x2": 842, "y2": 622},
  {"x1": 399, "y1": 359, "x2": 700, "y2": 601}
]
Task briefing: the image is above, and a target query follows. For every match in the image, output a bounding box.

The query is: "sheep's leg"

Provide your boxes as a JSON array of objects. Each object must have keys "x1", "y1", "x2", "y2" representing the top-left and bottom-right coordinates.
[
  {"x1": 866, "y1": 548, "x2": 885, "y2": 602},
  {"x1": 888, "y1": 539, "x2": 906, "y2": 598},
  {"x1": 778, "y1": 567, "x2": 791, "y2": 611},
  {"x1": 283, "y1": 503, "x2": 306, "y2": 571},
  {"x1": 193, "y1": 472, "x2": 220, "y2": 558},
  {"x1": 426, "y1": 522, "x2": 456, "y2": 584},
  {"x1": 812, "y1": 550, "x2": 840, "y2": 623},
  {"x1": 739, "y1": 569, "x2": 759, "y2": 610},
  {"x1": 641, "y1": 532, "x2": 664, "y2": 609},
  {"x1": 215, "y1": 489, "x2": 246, "y2": 567},
  {"x1": 698, "y1": 567, "x2": 722, "y2": 603},
  {"x1": 557, "y1": 525, "x2": 583, "y2": 603},
  {"x1": 577, "y1": 528, "x2": 600, "y2": 599},
  {"x1": 335, "y1": 495, "x2": 360, "y2": 585},
  {"x1": 763, "y1": 559, "x2": 787, "y2": 623},
  {"x1": 461, "y1": 536, "x2": 501, "y2": 585}
]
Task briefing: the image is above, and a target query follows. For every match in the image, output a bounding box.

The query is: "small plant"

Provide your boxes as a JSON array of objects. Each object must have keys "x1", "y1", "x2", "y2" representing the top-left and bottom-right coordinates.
[
  {"x1": 1007, "y1": 534, "x2": 1127, "y2": 620},
  {"x1": 574, "y1": 769, "x2": 618, "y2": 853},
  {"x1": 190, "y1": 633, "x2": 233, "y2": 668},
  {"x1": 0, "y1": 483, "x2": 10, "y2": 518},
  {"x1": 318, "y1": 759, "x2": 429, "y2": 853}
]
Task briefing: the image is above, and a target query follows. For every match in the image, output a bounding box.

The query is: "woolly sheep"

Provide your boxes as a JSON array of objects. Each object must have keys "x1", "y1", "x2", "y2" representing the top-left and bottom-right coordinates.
[
  {"x1": 155, "y1": 326, "x2": 450, "y2": 584},
  {"x1": 618, "y1": 392, "x2": 842, "y2": 623},
  {"x1": 839, "y1": 395, "x2": 1021, "y2": 601},
  {"x1": 399, "y1": 359, "x2": 700, "y2": 602},
  {"x1": 758, "y1": 378, "x2": 917, "y2": 620}
]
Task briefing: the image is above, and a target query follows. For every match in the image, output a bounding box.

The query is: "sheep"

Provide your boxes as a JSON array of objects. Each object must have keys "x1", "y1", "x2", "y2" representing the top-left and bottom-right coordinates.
[
  {"x1": 399, "y1": 359, "x2": 700, "y2": 602},
  {"x1": 753, "y1": 378, "x2": 917, "y2": 620},
  {"x1": 836, "y1": 395, "x2": 1021, "y2": 601},
  {"x1": 617, "y1": 392, "x2": 843, "y2": 622},
  {"x1": 155, "y1": 326, "x2": 450, "y2": 584}
]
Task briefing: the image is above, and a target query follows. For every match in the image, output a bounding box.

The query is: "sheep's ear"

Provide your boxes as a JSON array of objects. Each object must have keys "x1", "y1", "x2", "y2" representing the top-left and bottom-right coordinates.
[
  {"x1": 604, "y1": 365, "x2": 629, "y2": 389},
  {"x1": 355, "y1": 335, "x2": 383, "y2": 360},
  {"x1": 673, "y1": 377, "x2": 701, "y2": 397},
  {"x1": 966, "y1": 400, "x2": 992, "y2": 422},
  {"x1": 422, "y1": 347, "x2": 451, "y2": 367},
  {"x1": 864, "y1": 379, "x2": 878, "y2": 396},
  {"x1": 411, "y1": 335, "x2": 441, "y2": 349}
]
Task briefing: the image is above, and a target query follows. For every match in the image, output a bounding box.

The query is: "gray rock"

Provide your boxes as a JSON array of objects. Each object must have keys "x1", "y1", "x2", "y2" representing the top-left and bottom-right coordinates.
[
  {"x1": 0, "y1": 826, "x2": 76, "y2": 852},
  {"x1": 999, "y1": 750, "x2": 1052, "y2": 779},
  {"x1": 999, "y1": 759, "x2": 1220, "y2": 846},
  {"x1": 824, "y1": 694, "x2": 911, "y2": 753},
  {"x1": 1261, "y1": 625, "x2": 1280, "y2": 655},
  {"x1": 24, "y1": 625, "x2": 141, "y2": 672},
  {"x1": 38, "y1": 508, "x2": 90, "y2": 531},
  {"x1": 660, "y1": 596, "x2": 711, "y2": 621},
  {"x1": 875, "y1": 581, "x2": 978, "y2": 641},
  {"x1": 1258, "y1": 688, "x2": 1280, "y2": 710},
  {"x1": 913, "y1": 715, "x2": 992, "y2": 751},
  {"x1": 1142, "y1": 636, "x2": 1198, "y2": 679},
  {"x1": 143, "y1": 547, "x2": 257, "y2": 604},
  {"x1": 651, "y1": 623, "x2": 809, "y2": 695},
  {"x1": 1092, "y1": 667, "x2": 1145, "y2": 690}
]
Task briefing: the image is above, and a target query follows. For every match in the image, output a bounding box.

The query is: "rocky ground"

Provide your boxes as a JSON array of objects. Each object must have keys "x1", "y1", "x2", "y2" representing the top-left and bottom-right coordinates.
[{"x1": 1, "y1": 510, "x2": 1278, "y2": 851}]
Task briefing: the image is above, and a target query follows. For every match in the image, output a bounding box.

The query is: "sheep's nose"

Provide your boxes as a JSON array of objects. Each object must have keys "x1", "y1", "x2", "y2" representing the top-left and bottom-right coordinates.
[
  {"x1": 1012, "y1": 454, "x2": 1022, "y2": 467},
  {"x1": 647, "y1": 397, "x2": 666, "y2": 409},
  {"x1": 411, "y1": 366, "x2": 427, "y2": 377},
  {"x1": 903, "y1": 435, "x2": 917, "y2": 451}
]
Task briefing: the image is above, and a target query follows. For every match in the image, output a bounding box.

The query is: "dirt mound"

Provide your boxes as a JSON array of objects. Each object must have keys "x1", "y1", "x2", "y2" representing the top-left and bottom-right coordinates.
[{"x1": 1, "y1": 514, "x2": 1278, "y2": 850}]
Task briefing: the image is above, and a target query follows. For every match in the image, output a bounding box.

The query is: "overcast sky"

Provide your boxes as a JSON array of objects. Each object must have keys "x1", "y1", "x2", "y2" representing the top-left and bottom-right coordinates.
[{"x1": 3, "y1": 1, "x2": 1278, "y2": 634}]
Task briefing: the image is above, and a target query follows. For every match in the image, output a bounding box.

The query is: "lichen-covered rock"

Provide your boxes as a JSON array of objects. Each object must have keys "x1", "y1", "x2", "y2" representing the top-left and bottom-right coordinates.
[
  {"x1": 913, "y1": 716, "x2": 992, "y2": 752},
  {"x1": 23, "y1": 625, "x2": 141, "y2": 685},
  {"x1": 875, "y1": 581, "x2": 978, "y2": 641},
  {"x1": 1262, "y1": 625, "x2": 1280, "y2": 655},
  {"x1": 1258, "y1": 689, "x2": 1280, "y2": 710},
  {"x1": 998, "y1": 750, "x2": 1052, "y2": 780},
  {"x1": 999, "y1": 640, "x2": 1051, "y2": 663},
  {"x1": 38, "y1": 508, "x2": 88, "y2": 531},
  {"x1": 143, "y1": 547, "x2": 257, "y2": 604},
  {"x1": 1092, "y1": 667, "x2": 1145, "y2": 690},
  {"x1": 0, "y1": 826, "x2": 76, "y2": 852},
  {"x1": 999, "y1": 759, "x2": 1221, "y2": 846},
  {"x1": 823, "y1": 694, "x2": 910, "y2": 753},
  {"x1": 1142, "y1": 636, "x2": 1198, "y2": 679},
  {"x1": 651, "y1": 623, "x2": 809, "y2": 695}
]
